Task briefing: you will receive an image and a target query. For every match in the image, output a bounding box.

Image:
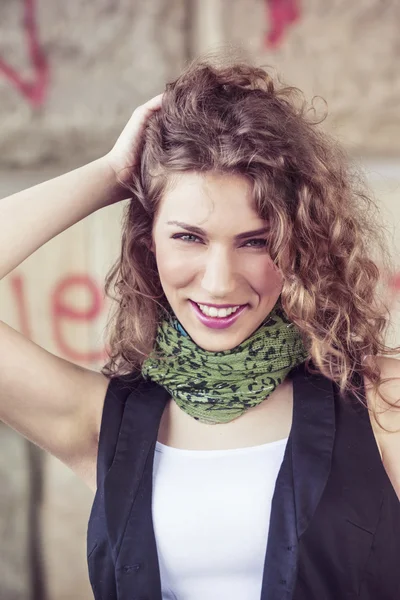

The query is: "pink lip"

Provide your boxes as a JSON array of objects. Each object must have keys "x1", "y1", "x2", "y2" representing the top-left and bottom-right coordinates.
[
  {"x1": 189, "y1": 300, "x2": 247, "y2": 330},
  {"x1": 194, "y1": 301, "x2": 244, "y2": 309}
]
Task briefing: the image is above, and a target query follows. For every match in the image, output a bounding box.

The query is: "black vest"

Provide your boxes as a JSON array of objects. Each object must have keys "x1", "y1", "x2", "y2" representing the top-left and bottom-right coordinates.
[{"x1": 87, "y1": 362, "x2": 400, "y2": 599}]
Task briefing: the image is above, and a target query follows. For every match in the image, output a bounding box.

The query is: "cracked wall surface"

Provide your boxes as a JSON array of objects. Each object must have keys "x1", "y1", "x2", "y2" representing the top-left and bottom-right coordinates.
[
  {"x1": 0, "y1": 0, "x2": 187, "y2": 167},
  {"x1": 0, "y1": 0, "x2": 399, "y2": 168},
  {"x1": 225, "y1": 0, "x2": 400, "y2": 157}
]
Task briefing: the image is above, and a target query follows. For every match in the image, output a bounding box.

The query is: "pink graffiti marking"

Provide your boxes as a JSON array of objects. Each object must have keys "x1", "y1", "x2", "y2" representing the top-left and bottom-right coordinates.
[
  {"x1": 0, "y1": 0, "x2": 49, "y2": 107},
  {"x1": 265, "y1": 0, "x2": 301, "y2": 48}
]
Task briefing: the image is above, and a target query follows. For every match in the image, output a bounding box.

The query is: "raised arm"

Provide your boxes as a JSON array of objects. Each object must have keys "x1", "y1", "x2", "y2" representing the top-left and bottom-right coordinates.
[{"x1": 0, "y1": 94, "x2": 162, "y2": 490}]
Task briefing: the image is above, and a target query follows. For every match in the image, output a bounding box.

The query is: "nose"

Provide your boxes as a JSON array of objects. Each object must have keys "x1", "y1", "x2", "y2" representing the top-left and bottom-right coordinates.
[{"x1": 200, "y1": 246, "x2": 236, "y2": 299}]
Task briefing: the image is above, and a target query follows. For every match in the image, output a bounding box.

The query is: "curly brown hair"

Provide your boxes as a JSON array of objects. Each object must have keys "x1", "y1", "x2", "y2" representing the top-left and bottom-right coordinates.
[{"x1": 102, "y1": 54, "x2": 400, "y2": 423}]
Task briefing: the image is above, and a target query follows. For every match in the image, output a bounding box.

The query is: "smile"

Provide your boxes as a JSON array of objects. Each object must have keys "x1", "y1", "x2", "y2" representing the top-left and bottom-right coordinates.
[
  {"x1": 189, "y1": 300, "x2": 248, "y2": 329},
  {"x1": 196, "y1": 303, "x2": 241, "y2": 318}
]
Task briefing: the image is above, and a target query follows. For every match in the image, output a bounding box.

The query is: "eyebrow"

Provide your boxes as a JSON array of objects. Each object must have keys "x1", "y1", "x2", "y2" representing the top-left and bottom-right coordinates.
[{"x1": 167, "y1": 220, "x2": 269, "y2": 241}]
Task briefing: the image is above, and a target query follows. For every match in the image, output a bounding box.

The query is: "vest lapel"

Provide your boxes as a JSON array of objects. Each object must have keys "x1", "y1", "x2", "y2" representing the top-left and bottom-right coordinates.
[
  {"x1": 103, "y1": 378, "x2": 169, "y2": 562},
  {"x1": 261, "y1": 361, "x2": 336, "y2": 599},
  {"x1": 292, "y1": 361, "x2": 336, "y2": 537}
]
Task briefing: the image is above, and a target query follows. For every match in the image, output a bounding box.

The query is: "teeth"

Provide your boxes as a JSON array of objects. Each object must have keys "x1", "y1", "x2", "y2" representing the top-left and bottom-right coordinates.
[{"x1": 197, "y1": 304, "x2": 241, "y2": 318}]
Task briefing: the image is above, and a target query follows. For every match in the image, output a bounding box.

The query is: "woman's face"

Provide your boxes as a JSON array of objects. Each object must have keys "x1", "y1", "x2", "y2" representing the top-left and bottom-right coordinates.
[{"x1": 151, "y1": 171, "x2": 283, "y2": 351}]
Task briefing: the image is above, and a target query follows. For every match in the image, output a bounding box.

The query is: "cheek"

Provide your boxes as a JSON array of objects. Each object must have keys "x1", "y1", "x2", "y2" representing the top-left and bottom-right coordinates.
[
  {"x1": 155, "y1": 246, "x2": 195, "y2": 290},
  {"x1": 247, "y1": 257, "x2": 283, "y2": 296}
]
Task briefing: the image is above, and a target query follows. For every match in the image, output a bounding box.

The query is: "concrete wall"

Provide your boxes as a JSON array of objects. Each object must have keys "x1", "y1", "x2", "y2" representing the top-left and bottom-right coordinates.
[
  {"x1": 0, "y1": 0, "x2": 399, "y2": 168},
  {"x1": 0, "y1": 1, "x2": 400, "y2": 598},
  {"x1": 0, "y1": 0, "x2": 187, "y2": 168}
]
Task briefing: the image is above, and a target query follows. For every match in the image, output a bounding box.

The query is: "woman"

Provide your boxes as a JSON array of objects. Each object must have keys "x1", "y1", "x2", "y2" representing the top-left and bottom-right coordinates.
[{"x1": 1, "y1": 57, "x2": 400, "y2": 600}]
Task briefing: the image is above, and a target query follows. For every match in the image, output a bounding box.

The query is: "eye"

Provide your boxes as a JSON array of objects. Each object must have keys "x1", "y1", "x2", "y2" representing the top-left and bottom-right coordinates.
[
  {"x1": 172, "y1": 233, "x2": 202, "y2": 243},
  {"x1": 243, "y1": 238, "x2": 267, "y2": 248}
]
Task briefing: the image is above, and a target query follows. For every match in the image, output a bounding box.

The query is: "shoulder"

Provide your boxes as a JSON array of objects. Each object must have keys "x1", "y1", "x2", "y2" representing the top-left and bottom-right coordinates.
[
  {"x1": 363, "y1": 356, "x2": 400, "y2": 419},
  {"x1": 104, "y1": 372, "x2": 144, "y2": 399},
  {"x1": 363, "y1": 356, "x2": 400, "y2": 499}
]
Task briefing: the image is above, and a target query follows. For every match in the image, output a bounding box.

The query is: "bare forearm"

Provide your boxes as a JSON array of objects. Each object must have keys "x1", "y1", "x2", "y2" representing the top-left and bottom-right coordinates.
[{"x1": 0, "y1": 157, "x2": 127, "y2": 279}]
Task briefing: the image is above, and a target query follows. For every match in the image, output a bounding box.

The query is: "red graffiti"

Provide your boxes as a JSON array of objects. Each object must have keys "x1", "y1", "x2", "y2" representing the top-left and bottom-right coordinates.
[
  {"x1": 51, "y1": 275, "x2": 107, "y2": 363},
  {"x1": 388, "y1": 272, "x2": 400, "y2": 291},
  {"x1": 0, "y1": 0, "x2": 49, "y2": 107},
  {"x1": 9, "y1": 272, "x2": 107, "y2": 365},
  {"x1": 383, "y1": 270, "x2": 400, "y2": 309},
  {"x1": 265, "y1": 0, "x2": 301, "y2": 48},
  {"x1": 9, "y1": 274, "x2": 33, "y2": 338}
]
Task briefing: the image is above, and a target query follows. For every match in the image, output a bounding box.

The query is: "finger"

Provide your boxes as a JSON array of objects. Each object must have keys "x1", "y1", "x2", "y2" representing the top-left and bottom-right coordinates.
[
  {"x1": 144, "y1": 93, "x2": 164, "y2": 108},
  {"x1": 136, "y1": 93, "x2": 164, "y2": 118},
  {"x1": 122, "y1": 94, "x2": 163, "y2": 138},
  {"x1": 112, "y1": 93, "x2": 164, "y2": 166}
]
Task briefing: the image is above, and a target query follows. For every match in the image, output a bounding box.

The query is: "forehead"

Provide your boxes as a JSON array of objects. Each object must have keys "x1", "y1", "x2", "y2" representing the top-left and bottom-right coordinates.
[{"x1": 155, "y1": 171, "x2": 265, "y2": 230}]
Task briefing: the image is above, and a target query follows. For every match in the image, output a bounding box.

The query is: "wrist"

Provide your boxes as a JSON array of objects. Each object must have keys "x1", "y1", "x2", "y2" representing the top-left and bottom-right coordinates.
[{"x1": 97, "y1": 155, "x2": 132, "y2": 206}]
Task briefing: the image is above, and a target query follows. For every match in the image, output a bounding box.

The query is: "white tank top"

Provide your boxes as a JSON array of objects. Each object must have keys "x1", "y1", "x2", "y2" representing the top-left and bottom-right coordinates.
[{"x1": 152, "y1": 437, "x2": 288, "y2": 600}]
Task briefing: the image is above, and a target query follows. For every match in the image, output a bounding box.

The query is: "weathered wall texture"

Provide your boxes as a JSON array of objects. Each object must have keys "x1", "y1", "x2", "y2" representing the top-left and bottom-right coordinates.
[
  {"x1": 0, "y1": 1, "x2": 400, "y2": 600},
  {"x1": 224, "y1": 0, "x2": 400, "y2": 157},
  {"x1": 0, "y1": 0, "x2": 187, "y2": 167},
  {"x1": 0, "y1": 0, "x2": 399, "y2": 168},
  {"x1": 0, "y1": 426, "x2": 30, "y2": 600}
]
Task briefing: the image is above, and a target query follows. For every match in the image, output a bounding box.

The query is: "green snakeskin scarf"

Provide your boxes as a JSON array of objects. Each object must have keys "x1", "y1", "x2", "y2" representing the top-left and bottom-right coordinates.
[{"x1": 141, "y1": 297, "x2": 309, "y2": 424}]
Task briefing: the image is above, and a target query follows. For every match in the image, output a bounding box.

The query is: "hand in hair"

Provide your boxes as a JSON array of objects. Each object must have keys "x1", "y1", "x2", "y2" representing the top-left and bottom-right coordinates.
[{"x1": 105, "y1": 94, "x2": 163, "y2": 187}]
